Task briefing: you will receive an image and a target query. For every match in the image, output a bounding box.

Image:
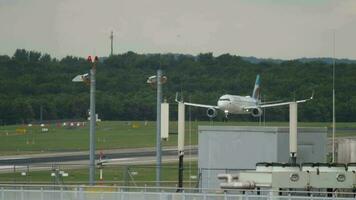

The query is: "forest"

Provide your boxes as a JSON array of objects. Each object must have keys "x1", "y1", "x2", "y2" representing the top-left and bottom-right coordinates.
[{"x1": 0, "y1": 49, "x2": 355, "y2": 124}]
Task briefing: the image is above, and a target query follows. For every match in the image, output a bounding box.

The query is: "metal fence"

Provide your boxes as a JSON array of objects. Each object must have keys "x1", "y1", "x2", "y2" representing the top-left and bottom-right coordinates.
[
  {"x1": 1, "y1": 190, "x2": 354, "y2": 200},
  {"x1": 0, "y1": 185, "x2": 355, "y2": 200},
  {"x1": 0, "y1": 164, "x2": 199, "y2": 187}
]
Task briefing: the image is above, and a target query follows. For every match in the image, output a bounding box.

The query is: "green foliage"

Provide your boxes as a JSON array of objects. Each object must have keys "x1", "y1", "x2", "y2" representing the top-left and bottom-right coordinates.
[{"x1": 0, "y1": 49, "x2": 355, "y2": 124}]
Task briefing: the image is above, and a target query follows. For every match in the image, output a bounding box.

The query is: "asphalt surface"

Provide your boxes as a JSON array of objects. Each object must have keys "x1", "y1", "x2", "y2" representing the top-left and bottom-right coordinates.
[{"x1": 0, "y1": 146, "x2": 198, "y2": 165}]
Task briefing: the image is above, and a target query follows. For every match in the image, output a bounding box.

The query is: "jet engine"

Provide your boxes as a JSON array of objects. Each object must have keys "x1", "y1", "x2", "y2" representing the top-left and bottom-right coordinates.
[
  {"x1": 206, "y1": 108, "x2": 217, "y2": 118},
  {"x1": 251, "y1": 107, "x2": 263, "y2": 117}
]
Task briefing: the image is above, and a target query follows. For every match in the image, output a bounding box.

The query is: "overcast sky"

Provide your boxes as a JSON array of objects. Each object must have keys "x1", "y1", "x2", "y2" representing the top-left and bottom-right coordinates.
[{"x1": 1, "y1": 0, "x2": 356, "y2": 59}]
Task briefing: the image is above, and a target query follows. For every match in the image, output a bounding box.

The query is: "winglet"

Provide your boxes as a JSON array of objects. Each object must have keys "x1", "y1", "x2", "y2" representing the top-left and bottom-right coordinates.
[
  {"x1": 175, "y1": 92, "x2": 179, "y2": 102},
  {"x1": 175, "y1": 92, "x2": 183, "y2": 103},
  {"x1": 295, "y1": 91, "x2": 314, "y2": 104},
  {"x1": 310, "y1": 90, "x2": 314, "y2": 100}
]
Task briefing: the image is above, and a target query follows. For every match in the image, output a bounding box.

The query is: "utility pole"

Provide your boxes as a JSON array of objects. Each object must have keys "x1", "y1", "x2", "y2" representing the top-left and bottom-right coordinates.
[
  {"x1": 156, "y1": 69, "x2": 162, "y2": 187},
  {"x1": 88, "y1": 55, "x2": 98, "y2": 185},
  {"x1": 110, "y1": 31, "x2": 114, "y2": 56}
]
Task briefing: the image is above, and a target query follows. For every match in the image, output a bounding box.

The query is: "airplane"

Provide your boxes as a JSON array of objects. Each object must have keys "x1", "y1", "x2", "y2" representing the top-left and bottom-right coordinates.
[
  {"x1": 72, "y1": 73, "x2": 90, "y2": 85},
  {"x1": 175, "y1": 74, "x2": 313, "y2": 118}
]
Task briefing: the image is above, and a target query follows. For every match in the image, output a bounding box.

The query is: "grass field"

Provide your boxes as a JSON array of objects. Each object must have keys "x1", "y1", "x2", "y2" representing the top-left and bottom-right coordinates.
[
  {"x1": 0, "y1": 121, "x2": 354, "y2": 186},
  {"x1": 0, "y1": 162, "x2": 198, "y2": 187},
  {"x1": 0, "y1": 121, "x2": 354, "y2": 155}
]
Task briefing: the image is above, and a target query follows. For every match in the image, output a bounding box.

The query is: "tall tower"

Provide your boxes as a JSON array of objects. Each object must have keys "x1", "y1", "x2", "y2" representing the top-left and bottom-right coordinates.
[{"x1": 110, "y1": 31, "x2": 114, "y2": 56}]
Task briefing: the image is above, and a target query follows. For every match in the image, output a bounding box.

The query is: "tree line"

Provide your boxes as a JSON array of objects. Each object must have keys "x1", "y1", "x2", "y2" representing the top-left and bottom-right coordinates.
[{"x1": 0, "y1": 49, "x2": 355, "y2": 124}]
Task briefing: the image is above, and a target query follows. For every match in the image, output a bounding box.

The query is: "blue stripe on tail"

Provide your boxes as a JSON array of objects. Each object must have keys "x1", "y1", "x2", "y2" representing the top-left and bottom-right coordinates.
[{"x1": 252, "y1": 74, "x2": 260, "y2": 100}]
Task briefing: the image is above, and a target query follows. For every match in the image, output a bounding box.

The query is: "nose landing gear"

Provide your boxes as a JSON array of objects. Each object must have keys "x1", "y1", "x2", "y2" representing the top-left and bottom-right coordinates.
[{"x1": 224, "y1": 110, "x2": 229, "y2": 121}]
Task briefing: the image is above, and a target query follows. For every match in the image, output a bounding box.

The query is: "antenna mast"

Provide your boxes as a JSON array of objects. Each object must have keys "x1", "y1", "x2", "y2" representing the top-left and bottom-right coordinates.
[
  {"x1": 332, "y1": 30, "x2": 336, "y2": 163},
  {"x1": 110, "y1": 31, "x2": 114, "y2": 56}
]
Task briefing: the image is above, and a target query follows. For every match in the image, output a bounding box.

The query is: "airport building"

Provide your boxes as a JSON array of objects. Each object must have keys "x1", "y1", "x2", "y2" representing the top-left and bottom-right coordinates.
[{"x1": 198, "y1": 126, "x2": 327, "y2": 189}]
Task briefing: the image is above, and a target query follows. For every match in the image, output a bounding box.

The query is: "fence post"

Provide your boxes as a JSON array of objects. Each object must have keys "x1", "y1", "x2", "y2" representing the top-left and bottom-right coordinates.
[
  {"x1": 268, "y1": 189, "x2": 274, "y2": 200},
  {"x1": 114, "y1": 187, "x2": 118, "y2": 200},
  {"x1": 1, "y1": 187, "x2": 4, "y2": 200},
  {"x1": 141, "y1": 190, "x2": 146, "y2": 200},
  {"x1": 78, "y1": 186, "x2": 84, "y2": 200},
  {"x1": 41, "y1": 187, "x2": 44, "y2": 200},
  {"x1": 60, "y1": 187, "x2": 63, "y2": 200},
  {"x1": 120, "y1": 187, "x2": 124, "y2": 200},
  {"x1": 21, "y1": 186, "x2": 24, "y2": 200}
]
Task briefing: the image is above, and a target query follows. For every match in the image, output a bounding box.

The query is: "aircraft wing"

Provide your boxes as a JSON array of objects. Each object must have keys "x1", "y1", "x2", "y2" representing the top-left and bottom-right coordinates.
[
  {"x1": 183, "y1": 102, "x2": 219, "y2": 109},
  {"x1": 244, "y1": 94, "x2": 313, "y2": 110},
  {"x1": 259, "y1": 100, "x2": 283, "y2": 105},
  {"x1": 175, "y1": 92, "x2": 219, "y2": 109}
]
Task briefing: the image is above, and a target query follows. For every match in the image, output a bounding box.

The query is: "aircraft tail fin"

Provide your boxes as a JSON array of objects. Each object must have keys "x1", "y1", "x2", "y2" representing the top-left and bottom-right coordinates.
[{"x1": 252, "y1": 74, "x2": 260, "y2": 100}]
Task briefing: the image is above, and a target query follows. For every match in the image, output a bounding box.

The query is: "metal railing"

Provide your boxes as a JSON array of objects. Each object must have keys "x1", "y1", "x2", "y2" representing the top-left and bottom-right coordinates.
[{"x1": 0, "y1": 184, "x2": 355, "y2": 200}]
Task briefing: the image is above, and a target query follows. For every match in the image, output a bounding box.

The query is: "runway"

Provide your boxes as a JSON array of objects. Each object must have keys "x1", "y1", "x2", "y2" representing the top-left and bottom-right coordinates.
[{"x1": 0, "y1": 146, "x2": 198, "y2": 173}]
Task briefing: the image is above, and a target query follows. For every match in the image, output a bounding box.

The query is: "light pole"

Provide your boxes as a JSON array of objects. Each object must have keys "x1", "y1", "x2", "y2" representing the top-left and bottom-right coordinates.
[
  {"x1": 72, "y1": 55, "x2": 98, "y2": 185},
  {"x1": 147, "y1": 70, "x2": 167, "y2": 187},
  {"x1": 156, "y1": 69, "x2": 162, "y2": 186},
  {"x1": 88, "y1": 56, "x2": 98, "y2": 185}
]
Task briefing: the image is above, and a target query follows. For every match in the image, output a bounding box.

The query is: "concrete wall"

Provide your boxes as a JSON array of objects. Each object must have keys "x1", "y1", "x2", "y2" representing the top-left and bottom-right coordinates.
[{"x1": 198, "y1": 126, "x2": 327, "y2": 189}]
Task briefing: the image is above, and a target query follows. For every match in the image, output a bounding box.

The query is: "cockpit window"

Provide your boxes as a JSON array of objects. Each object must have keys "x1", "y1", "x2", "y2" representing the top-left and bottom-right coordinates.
[{"x1": 219, "y1": 98, "x2": 230, "y2": 101}]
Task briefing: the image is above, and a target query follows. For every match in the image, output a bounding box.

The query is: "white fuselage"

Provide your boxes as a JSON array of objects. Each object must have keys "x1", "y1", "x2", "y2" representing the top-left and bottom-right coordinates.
[{"x1": 217, "y1": 94, "x2": 257, "y2": 114}]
